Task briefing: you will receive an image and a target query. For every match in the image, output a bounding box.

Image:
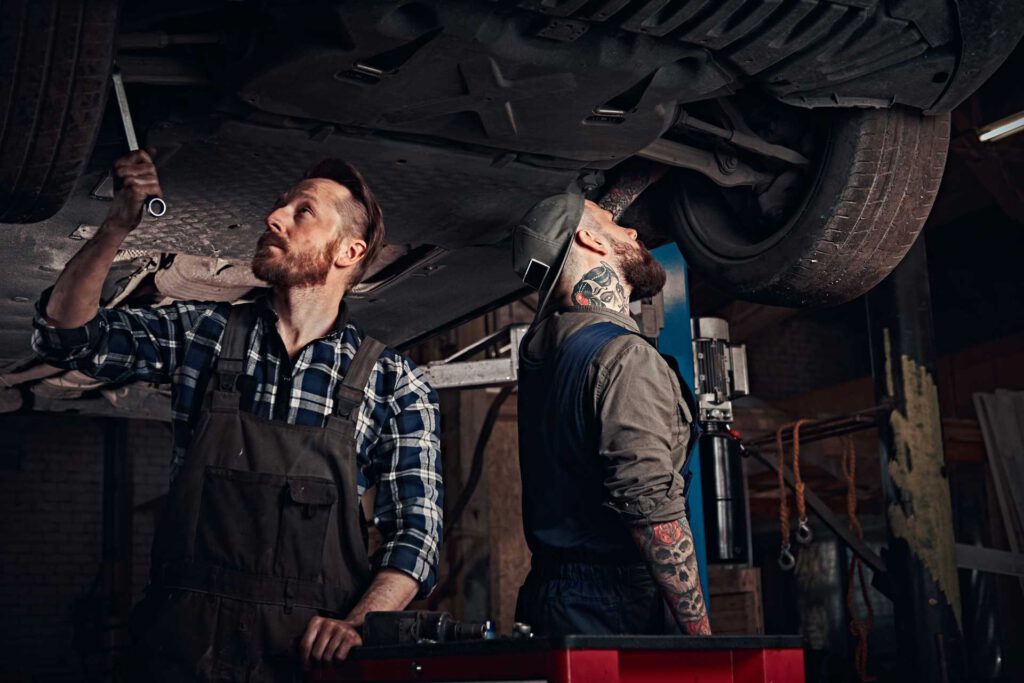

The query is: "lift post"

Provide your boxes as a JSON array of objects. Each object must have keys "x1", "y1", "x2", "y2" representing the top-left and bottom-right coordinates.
[
  {"x1": 652, "y1": 244, "x2": 710, "y2": 605},
  {"x1": 866, "y1": 237, "x2": 965, "y2": 682}
]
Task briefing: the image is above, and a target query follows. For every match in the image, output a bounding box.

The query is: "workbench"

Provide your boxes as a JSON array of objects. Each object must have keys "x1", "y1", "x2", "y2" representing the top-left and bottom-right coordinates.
[{"x1": 313, "y1": 635, "x2": 804, "y2": 682}]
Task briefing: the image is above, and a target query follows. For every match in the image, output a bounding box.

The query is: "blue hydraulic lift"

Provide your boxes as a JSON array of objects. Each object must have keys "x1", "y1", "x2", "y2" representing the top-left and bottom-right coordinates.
[{"x1": 651, "y1": 243, "x2": 710, "y2": 605}]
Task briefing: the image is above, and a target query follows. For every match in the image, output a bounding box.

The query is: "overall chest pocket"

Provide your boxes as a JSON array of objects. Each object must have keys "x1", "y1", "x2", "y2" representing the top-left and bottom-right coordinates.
[{"x1": 195, "y1": 467, "x2": 338, "y2": 581}]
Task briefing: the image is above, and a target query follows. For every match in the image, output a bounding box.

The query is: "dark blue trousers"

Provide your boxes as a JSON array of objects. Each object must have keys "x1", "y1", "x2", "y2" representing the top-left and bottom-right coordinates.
[{"x1": 514, "y1": 558, "x2": 679, "y2": 636}]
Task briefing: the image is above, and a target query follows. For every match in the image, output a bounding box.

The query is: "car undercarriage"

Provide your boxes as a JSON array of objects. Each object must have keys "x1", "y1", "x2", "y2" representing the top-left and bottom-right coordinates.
[{"x1": 0, "y1": 0, "x2": 1022, "y2": 357}]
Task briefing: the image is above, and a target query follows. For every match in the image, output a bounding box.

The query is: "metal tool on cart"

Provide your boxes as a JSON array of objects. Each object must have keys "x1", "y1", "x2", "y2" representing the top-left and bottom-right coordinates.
[
  {"x1": 110, "y1": 66, "x2": 166, "y2": 218},
  {"x1": 362, "y1": 611, "x2": 500, "y2": 646}
]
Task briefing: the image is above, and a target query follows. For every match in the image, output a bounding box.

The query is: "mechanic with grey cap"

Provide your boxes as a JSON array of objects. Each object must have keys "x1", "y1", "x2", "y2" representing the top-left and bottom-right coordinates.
[{"x1": 512, "y1": 192, "x2": 711, "y2": 636}]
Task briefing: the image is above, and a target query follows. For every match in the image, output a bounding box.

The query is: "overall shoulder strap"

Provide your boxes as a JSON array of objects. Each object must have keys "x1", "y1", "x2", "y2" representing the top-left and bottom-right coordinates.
[
  {"x1": 548, "y1": 321, "x2": 635, "y2": 442},
  {"x1": 570, "y1": 320, "x2": 632, "y2": 344},
  {"x1": 215, "y1": 303, "x2": 257, "y2": 393},
  {"x1": 333, "y1": 336, "x2": 386, "y2": 420},
  {"x1": 660, "y1": 352, "x2": 703, "y2": 494},
  {"x1": 555, "y1": 321, "x2": 634, "y2": 368}
]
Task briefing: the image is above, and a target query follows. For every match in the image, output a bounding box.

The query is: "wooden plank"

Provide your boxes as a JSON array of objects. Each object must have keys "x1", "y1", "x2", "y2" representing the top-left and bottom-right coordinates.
[
  {"x1": 955, "y1": 543, "x2": 1024, "y2": 578},
  {"x1": 974, "y1": 391, "x2": 1024, "y2": 594},
  {"x1": 708, "y1": 566, "x2": 764, "y2": 635},
  {"x1": 709, "y1": 565, "x2": 760, "y2": 594}
]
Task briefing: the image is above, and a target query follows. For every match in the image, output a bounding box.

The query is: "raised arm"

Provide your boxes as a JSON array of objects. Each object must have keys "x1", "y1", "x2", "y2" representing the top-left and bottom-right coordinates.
[
  {"x1": 33, "y1": 150, "x2": 212, "y2": 385},
  {"x1": 46, "y1": 150, "x2": 162, "y2": 328}
]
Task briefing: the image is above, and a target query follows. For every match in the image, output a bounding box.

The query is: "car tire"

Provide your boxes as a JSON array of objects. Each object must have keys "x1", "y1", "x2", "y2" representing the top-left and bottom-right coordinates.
[
  {"x1": 0, "y1": 0, "x2": 118, "y2": 224},
  {"x1": 667, "y1": 106, "x2": 951, "y2": 307}
]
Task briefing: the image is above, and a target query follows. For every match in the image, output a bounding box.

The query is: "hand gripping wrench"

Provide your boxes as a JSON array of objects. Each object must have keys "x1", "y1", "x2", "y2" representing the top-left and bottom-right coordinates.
[{"x1": 110, "y1": 66, "x2": 167, "y2": 218}]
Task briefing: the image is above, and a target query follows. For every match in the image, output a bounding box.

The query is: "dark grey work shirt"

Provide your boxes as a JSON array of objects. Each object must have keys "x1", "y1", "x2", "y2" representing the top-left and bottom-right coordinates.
[{"x1": 522, "y1": 306, "x2": 693, "y2": 525}]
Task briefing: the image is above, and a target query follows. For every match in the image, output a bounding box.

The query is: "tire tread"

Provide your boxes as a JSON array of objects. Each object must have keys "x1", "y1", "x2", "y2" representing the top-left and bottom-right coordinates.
[
  {"x1": 670, "y1": 106, "x2": 950, "y2": 306},
  {"x1": 0, "y1": 0, "x2": 117, "y2": 223}
]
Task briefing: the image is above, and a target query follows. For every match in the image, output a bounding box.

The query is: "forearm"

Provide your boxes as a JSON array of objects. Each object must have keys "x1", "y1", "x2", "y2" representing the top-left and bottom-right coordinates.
[
  {"x1": 344, "y1": 568, "x2": 420, "y2": 627},
  {"x1": 47, "y1": 149, "x2": 160, "y2": 328},
  {"x1": 46, "y1": 223, "x2": 129, "y2": 327},
  {"x1": 630, "y1": 518, "x2": 711, "y2": 635},
  {"x1": 301, "y1": 569, "x2": 420, "y2": 666}
]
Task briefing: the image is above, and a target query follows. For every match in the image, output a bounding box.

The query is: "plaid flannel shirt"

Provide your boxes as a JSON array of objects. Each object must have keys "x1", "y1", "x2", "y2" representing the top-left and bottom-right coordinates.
[{"x1": 32, "y1": 291, "x2": 443, "y2": 597}]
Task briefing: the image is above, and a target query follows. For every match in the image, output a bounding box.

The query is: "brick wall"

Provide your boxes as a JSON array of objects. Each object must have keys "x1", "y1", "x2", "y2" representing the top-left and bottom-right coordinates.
[
  {"x1": 0, "y1": 414, "x2": 105, "y2": 680},
  {"x1": 128, "y1": 420, "x2": 172, "y2": 606},
  {"x1": 0, "y1": 414, "x2": 171, "y2": 681},
  {"x1": 745, "y1": 302, "x2": 871, "y2": 402}
]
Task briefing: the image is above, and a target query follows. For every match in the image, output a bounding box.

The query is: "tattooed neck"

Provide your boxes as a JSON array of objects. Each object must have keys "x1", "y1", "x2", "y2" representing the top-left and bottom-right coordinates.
[{"x1": 570, "y1": 261, "x2": 628, "y2": 314}]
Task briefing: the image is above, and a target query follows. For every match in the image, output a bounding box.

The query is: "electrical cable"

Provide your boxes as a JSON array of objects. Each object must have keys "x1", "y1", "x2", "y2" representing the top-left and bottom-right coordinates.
[
  {"x1": 425, "y1": 385, "x2": 515, "y2": 608},
  {"x1": 446, "y1": 385, "x2": 515, "y2": 536}
]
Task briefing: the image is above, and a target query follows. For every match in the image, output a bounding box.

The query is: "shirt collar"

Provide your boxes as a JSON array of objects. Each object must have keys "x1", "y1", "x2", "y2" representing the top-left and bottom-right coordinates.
[
  {"x1": 257, "y1": 292, "x2": 350, "y2": 340},
  {"x1": 552, "y1": 304, "x2": 640, "y2": 332}
]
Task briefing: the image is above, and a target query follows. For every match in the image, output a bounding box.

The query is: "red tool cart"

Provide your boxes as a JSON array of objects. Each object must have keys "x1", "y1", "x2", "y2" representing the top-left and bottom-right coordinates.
[{"x1": 314, "y1": 635, "x2": 804, "y2": 683}]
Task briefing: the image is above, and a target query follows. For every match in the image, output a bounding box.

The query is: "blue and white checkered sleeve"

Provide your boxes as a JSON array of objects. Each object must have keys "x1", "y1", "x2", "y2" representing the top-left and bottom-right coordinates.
[
  {"x1": 32, "y1": 287, "x2": 215, "y2": 385},
  {"x1": 366, "y1": 354, "x2": 444, "y2": 599}
]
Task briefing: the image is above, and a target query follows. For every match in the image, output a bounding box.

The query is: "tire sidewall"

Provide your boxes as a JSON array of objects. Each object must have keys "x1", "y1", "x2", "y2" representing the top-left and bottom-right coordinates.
[{"x1": 666, "y1": 108, "x2": 886, "y2": 304}]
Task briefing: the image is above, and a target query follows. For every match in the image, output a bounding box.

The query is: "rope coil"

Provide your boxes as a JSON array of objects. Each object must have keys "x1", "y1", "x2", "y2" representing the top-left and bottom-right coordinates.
[
  {"x1": 776, "y1": 423, "x2": 875, "y2": 680},
  {"x1": 776, "y1": 419, "x2": 812, "y2": 569}
]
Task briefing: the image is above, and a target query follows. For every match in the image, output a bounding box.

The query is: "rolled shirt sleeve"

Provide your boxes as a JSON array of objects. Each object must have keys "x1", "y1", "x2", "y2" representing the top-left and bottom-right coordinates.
[
  {"x1": 594, "y1": 338, "x2": 692, "y2": 525},
  {"x1": 35, "y1": 285, "x2": 444, "y2": 594},
  {"x1": 32, "y1": 286, "x2": 211, "y2": 385},
  {"x1": 365, "y1": 359, "x2": 444, "y2": 598},
  {"x1": 33, "y1": 287, "x2": 111, "y2": 365}
]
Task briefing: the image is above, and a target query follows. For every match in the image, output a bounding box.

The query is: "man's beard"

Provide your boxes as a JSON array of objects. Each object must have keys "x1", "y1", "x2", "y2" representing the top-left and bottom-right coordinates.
[
  {"x1": 614, "y1": 240, "x2": 667, "y2": 301},
  {"x1": 251, "y1": 233, "x2": 341, "y2": 289}
]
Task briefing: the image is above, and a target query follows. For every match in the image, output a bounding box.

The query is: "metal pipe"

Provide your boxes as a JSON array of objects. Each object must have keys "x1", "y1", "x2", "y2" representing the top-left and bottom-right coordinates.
[
  {"x1": 118, "y1": 32, "x2": 226, "y2": 49},
  {"x1": 638, "y1": 138, "x2": 774, "y2": 188},
  {"x1": 701, "y1": 431, "x2": 750, "y2": 564},
  {"x1": 746, "y1": 405, "x2": 891, "y2": 450},
  {"x1": 741, "y1": 441, "x2": 888, "y2": 579},
  {"x1": 115, "y1": 55, "x2": 209, "y2": 86},
  {"x1": 675, "y1": 111, "x2": 810, "y2": 166}
]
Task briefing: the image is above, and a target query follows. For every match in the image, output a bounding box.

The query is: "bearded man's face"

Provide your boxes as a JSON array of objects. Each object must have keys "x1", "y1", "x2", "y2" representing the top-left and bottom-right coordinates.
[
  {"x1": 252, "y1": 178, "x2": 352, "y2": 289},
  {"x1": 251, "y1": 231, "x2": 342, "y2": 289},
  {"x1": 613, "y1": 239, "x2": 666, "y2": 301}
]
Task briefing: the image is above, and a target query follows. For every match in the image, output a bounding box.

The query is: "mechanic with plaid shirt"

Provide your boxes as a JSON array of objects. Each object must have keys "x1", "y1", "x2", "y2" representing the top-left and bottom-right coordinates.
[{"x1": 32, "y1": 150, "x2": 443, "y2": 681}]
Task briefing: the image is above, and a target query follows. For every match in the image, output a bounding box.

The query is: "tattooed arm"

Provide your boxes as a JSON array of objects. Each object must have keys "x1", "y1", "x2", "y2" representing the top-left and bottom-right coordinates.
[
  {"x1": 598, "y1": 159, "x2": 667, "y2": 221},
  {"x1": 631, "y1": 518, "x2": 712, "y2": 635}
]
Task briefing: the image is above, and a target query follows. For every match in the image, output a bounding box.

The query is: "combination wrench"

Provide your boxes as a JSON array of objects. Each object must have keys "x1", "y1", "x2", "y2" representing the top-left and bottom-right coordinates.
[{"x1": 110, "y1": 66, "x2": 167, "y2": 218}]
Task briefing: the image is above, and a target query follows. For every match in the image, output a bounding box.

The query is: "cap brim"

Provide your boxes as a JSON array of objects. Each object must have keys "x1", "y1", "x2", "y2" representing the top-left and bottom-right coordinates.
[{"x1": 531, "y1": 228, "x2": 577, "y2": 324}]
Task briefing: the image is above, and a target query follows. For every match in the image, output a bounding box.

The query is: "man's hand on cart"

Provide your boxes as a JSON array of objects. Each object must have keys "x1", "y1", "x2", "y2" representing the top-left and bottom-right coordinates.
[{"x1": 300, "y1": 616, "x2": 363, "y2": 668}]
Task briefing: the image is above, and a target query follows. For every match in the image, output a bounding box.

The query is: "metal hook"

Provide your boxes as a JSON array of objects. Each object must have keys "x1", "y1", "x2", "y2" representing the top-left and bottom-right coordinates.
[
  {"x1": 778, "y1": 543, "x2": 796, "y2": 571},
  {"x1": 796, "y1": 518, "x2": 813, "y2": 545}
]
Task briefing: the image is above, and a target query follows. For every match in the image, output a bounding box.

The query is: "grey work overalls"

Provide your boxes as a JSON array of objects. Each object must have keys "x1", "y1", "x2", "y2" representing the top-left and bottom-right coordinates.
[{"x1": 130, "y1": 303, "x2": 384, "y2": 681}]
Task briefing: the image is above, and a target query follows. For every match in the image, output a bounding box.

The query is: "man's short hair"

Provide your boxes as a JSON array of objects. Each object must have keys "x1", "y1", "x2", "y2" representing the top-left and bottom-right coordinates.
[{"x1": 303, "y1": 159, "x2": 385, "y2": 283}]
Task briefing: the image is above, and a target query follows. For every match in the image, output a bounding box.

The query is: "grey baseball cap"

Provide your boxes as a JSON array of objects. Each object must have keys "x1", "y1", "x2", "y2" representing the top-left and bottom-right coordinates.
[{"x1": 512, "y1": 193, "x2": 585, "y2": 314}]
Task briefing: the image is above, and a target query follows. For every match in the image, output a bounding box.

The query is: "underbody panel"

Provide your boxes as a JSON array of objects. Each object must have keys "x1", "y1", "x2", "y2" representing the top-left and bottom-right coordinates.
[
  {"x1": 0, "y1": 0, "x2": 1020, "y2": 363},
  {"x1": 235, "y1": 0, "x2": 963, "y2": 164}
]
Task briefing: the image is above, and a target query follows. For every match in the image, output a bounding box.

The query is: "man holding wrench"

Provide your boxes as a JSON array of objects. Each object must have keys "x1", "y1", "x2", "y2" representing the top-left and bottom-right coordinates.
[{"x1": 33, "y1": 150, "x2": 445, "y2": 680}]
